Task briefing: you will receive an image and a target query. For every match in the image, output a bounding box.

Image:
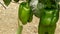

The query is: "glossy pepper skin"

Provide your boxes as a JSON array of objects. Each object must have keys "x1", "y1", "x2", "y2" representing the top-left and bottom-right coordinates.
[
  {"x1": 38, "y1": 23, "x2": 56, "y2": 34},
  {"x1": 27, "y1": 7, "x2": 33, "y2": 22},
  {"x1": 18, "y1": 2, "x2": 33, "y2": 25},
  {"x1": 18, "y1": 2, "x2": 30, "y2": 25},
  {"x1": 38, "y1": 0, "x2": 59, "y2": 34},
  {"x1": 40, "y1": 9, "x2": 59, "y2": 26},
  {"x1": 38, "y1": 7, "x2": 59, "y2": 34},
  {"x1": 38, "y1": 9, "x2": 59, "y2": 34},
  {"x1": 18, "y1": 1, "x2": 33, "y2": 34}
]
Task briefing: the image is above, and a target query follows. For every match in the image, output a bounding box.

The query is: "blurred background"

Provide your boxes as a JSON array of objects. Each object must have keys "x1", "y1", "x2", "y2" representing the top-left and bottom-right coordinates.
[{"x1": 0, "y1": 0, "x2": 60, "y2": 34}]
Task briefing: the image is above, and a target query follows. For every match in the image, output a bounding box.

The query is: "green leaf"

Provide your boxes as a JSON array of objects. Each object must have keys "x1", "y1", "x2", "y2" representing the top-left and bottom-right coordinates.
[
  {"x1": 3, "y1": 0, "x2": 11, "y2": 6},
  {"x1": 14, "y1": 0, "x2": 19, "y2": 2},
  {"x1": 26, "y1": 0, "x2": 31, "y2": 3}
]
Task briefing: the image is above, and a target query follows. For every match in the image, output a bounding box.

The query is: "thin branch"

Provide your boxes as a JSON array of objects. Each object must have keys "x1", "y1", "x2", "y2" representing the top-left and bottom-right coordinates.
[{"x1": 0, "y1": 2, "x2": 6, "y2": 9}]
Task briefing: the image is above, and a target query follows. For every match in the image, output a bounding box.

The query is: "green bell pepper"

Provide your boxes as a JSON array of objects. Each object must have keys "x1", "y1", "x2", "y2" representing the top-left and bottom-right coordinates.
[
  {"x1": 18, "y1": 1, "x2": 33, "y2": 25},
  {"x1": 38, "y1": 0, "x2": 59, "y2": 34}
]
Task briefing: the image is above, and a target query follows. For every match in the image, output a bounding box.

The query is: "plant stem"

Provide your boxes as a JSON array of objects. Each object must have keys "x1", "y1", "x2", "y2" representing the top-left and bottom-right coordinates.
[
  {"x1": 0, "y1": 2, "x2": 6, "y2": 9},
  {"x1": 16, "y1": 19, "x2": 23, "y2": 34}
]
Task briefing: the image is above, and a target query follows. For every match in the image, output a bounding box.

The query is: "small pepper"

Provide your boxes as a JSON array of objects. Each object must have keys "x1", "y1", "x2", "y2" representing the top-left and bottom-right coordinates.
[{"x1": 18, "y1": 2, "x2": 33, "y2": 25}]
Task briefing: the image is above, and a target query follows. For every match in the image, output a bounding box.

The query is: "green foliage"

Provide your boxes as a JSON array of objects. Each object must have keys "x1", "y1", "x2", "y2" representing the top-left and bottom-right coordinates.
[
  {"x1": 38, "y1": 0, "x2": 57, "y2": 8},
  {"x1": 26, "y1": 0, "x2": 31, "y2": 3},
  {"x1": 3, "y1": 0, "x2": 12, "y2": 6},
  {"x1": 14, "y1": 0, "x2": 19, "y2": 2}
]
